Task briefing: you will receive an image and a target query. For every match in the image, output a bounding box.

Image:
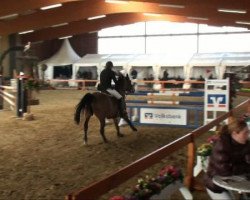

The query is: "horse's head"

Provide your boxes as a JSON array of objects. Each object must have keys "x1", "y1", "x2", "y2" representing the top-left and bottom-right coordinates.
[{"x1": 116, "y1": 73, "x2": 135, "y2": 96}]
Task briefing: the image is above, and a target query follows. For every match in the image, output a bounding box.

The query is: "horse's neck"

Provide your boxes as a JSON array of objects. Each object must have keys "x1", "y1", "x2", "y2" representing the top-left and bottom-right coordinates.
[
  {"x1": 115, "y1": 86, "x2": 125, "y2": 98},
  {"x1": 116, "y1": 77, "x2": 126, "y2": 98}
]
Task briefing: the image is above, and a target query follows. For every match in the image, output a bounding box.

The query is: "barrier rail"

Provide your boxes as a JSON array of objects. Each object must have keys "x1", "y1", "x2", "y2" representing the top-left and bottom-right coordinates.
[
  {"x1": 0, "y1": 75, "x2": 27, "y2": 117},
  {"x1": 126, "y1": 89, "x2": 204, "y2": 128},
  {"x1": 45, "y1": 79, "x2": 206, "y2": 91},
  {"x1": 48, "y1": 79, "x2": 98, "y2": 90},
  {"x1": 0, "y1": 85, "x2": 16, "y2": 110},
  {"x1": 66, "y1": 99, "x2": 250, "y2": 200},
  {"x1": 239, "y1": 81, "x2": 250, "y2": 88},
  {"x1": 45, "y1": 79, "x2": 250, "y2": 91}
]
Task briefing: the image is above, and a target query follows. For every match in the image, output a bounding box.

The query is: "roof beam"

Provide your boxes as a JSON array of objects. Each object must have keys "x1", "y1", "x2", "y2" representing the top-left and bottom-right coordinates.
[
  {"x1": 20, "y1": 13, "x2": 188, "y2": 43},
  {"x1": 21, "y1": 13, "x2": 249, "y2": 43},
  {"x1": 130, "y1": 0, "x2": 250, "y2": 10},
  {"x1": 0, "y1": 0, "x2": 81, "y2": 17},
  {"x1": 1, "y1": 0, "x2": 250, "y2": 35}
]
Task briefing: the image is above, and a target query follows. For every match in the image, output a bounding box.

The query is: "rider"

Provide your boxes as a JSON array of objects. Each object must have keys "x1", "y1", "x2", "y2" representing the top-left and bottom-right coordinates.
[{"x1": 98, "y1": 61, "x2": 127, "y2": 118}]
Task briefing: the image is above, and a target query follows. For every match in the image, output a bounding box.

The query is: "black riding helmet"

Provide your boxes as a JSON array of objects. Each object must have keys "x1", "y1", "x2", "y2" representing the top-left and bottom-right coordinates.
[{"x1": 105, "y1": 61, "x2": 113, "y2": 69}]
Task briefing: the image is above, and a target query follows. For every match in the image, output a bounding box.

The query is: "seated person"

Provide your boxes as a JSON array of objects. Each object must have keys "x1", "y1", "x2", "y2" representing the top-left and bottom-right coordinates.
[
  {"x1": 130, "y1": 69, "x2": 138, "y2": 79},
  {"x1": 208, "y1": 74, "x2": 215, "y2": 79},
  {"x1": 197, "y1": 75, "x2": 205, "y2": 88},
  {"x1": 163, "y1": 70, "x2": 169, "y2": 80},
  {"x1": 147, "y1": 74, "x2": 154, "y2": 88},
  {"x1": 198, "y1": 75, "x2": 205, "y2": 81},
  {"x1": 243, "y1": 74, "x2": 250, "y2": 81},
  {"x1": 176, "y1": 75, "x2": 183, "y2": 88},
  {"x1": 204, "y1": 119, "x2": 250, "y2": 200}
]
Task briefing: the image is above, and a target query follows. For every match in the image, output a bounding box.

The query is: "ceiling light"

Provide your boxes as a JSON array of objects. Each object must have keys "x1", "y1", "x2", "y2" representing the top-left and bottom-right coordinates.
[
  {"x1": 40, "y1": 4, "x2": 62, "y2": 10},
  {"x1": 51, "y1": 23, "x2": 68, "y2": 28},
  {"x1": 0, "y1": 13, "x2": 18, "y2": 20},
  {"x1": 105, "y1": 0, "x2": 128, "y2": 4},
  {"x1": 87, "y1": 15, "x2": 106, "y2": 20},
  {"x1": 18, "y1": 30, "x2": 34, "y2": 35},
  {"x1": 218, "y1": 8, "x2": 246, "y2": 14},
  {"x1": 235, "y1": 21, "x2": 250, "y2": 25},
  {"x1": 187, "y1": 16, "x2": 209, "y2": 21},
  {"x1": 143, "y1": 13, "x2": 162, "y2": 17},
  {"x1": 159, "y1": 4, "x2": 185, "y2": 9},
  {"x1": 59, "y1": 35, "x2": 72, "y2": 40}
]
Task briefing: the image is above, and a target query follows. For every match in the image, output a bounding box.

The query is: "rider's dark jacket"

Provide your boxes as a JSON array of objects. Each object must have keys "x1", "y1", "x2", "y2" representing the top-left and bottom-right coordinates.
[{"x1": 98, "y1": 68, "x2": 117, "y2": 92}]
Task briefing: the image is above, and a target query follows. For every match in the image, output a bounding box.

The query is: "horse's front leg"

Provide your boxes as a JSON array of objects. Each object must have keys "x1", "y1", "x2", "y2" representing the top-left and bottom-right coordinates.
[
  {"x1": 99, "y1": 118, "x2": 108, "y2": 143},
  {"x1": 113, "y1": 118, "x2": 124, "y2": 137},
  {"x1": 123, "y1": 115, "x2": 137, "y2": 132}
]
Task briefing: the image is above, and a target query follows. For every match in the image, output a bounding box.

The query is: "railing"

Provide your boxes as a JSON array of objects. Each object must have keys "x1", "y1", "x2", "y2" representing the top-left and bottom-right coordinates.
[
  {"x1": 240, "y1": 81, "x2": 250, "y2": 88},
  {"x1": 47, "y1": 79, "x2": 205, "y2": 90},
  {"x1": 66, "y1": 99, "x2": 250, "y2": 200}
]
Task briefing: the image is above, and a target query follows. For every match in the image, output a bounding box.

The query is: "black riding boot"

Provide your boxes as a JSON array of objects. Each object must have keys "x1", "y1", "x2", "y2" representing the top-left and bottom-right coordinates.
[{"x1": 118, "y1": 98, "x2": 127, "y2": 118}]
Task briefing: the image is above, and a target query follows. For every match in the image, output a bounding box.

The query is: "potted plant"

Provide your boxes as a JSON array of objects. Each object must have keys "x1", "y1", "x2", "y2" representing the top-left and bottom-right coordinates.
[{"x1": 109, "y1": 165, "x2": 184, "y2": 200}]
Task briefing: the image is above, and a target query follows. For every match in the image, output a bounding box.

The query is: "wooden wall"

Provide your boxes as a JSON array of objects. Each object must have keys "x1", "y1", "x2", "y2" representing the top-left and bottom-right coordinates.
[
  {"x1": 33, "y1": 32, "x2": 98, "y2": 60},
  {"x1": 0, "y1": 32, "x2": 98, "y2": 78}
]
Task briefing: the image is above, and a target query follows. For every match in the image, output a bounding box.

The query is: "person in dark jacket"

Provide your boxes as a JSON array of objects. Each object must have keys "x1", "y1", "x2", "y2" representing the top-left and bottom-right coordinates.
[
  {"x1": 205, "y1": 119, "x2": 250, "y2": 199},
  {"x1": 98, "y1": 61, "x2": 127, "y2": 118}
]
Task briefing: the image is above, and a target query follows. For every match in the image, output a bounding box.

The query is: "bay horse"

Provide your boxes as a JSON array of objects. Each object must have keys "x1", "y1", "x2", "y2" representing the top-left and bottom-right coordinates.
[{"x1": 74, "y1": 73, "x2": 137, "y2": 144}]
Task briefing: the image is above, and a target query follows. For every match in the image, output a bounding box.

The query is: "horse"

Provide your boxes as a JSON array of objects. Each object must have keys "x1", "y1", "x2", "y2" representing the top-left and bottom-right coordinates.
[{"x1": 74, "y1": 73, "x2": 137, "y2": 144}]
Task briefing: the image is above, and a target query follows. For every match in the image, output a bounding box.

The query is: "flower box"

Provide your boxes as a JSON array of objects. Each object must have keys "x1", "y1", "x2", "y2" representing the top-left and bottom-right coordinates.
[
  {"x1": 150, "y1": 180, "x2": 193, "y2": 200},
  {"x1": 109, "y1": 166, "x2": 193, "y2": 200}
]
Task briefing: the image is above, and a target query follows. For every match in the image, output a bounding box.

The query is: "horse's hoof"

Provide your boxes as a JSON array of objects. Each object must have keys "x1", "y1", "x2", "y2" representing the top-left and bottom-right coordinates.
[
  {"x1": 83, "y1": 141, "x2": 88, "y2": 145},
  {"x1": 132, "y1": 127, "x2": 137, "y2": 131}
]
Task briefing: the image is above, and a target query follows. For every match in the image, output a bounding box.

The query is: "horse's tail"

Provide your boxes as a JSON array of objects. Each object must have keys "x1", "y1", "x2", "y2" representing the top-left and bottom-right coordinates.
[{"x1": 74, "y1": 93, "x2": 94, "y2": 124}]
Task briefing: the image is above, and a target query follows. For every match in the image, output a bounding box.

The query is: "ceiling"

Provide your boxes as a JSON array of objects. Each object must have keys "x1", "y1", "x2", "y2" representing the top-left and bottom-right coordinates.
[{"x1": 0, "y1": 0, "x2": 250, "y2": 44}]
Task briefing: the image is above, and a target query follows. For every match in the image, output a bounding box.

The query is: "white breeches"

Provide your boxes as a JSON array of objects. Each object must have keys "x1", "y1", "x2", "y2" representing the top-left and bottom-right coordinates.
[
  {"x1": 106, "y1": 89, "x2": 122, "y2": 99},
  {"x1": 206, "y1": 188, "x2": 235, "y2": 200}
]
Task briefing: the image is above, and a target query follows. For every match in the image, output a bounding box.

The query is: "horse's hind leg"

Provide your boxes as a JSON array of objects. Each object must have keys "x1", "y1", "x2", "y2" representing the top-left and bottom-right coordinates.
[
  {"x1": 113, "y1": 118, "x2": 124, "y2": 137},
  {"x1": 83, "y1": 114, "x2": 91, "y2": 145},
  {"x1": 99, "y1": 118, "x2": 108, "y2": 143}
]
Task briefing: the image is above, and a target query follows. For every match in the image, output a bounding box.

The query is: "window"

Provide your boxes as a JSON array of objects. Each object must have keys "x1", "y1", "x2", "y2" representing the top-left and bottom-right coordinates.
[
  {"x1": 98, "y1": 37, "x2": 145, "y2": 54},
  {"x1": 146, "y1": 35, "x2": 197, "y2": 56},
  {"x1": 146, "y1": 21, "x2": 197, "y2": 35},
  {"x1": 199, "y1": 33, "x2": 250, "y2": 53},
  {"x1": 98, "y1": 21, "x2": 250, "y2": 54}
]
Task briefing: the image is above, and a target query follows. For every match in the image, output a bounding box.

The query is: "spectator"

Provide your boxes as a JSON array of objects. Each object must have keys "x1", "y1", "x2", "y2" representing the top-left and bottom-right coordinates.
[
  {"x1": 163, "y1": 69, "x2": 169, "y2": 80},
  {"x1": 130, "y1": 69, "x2": 138, "y2": 79},
  {"x1": 204, "y1": 119, "x2": 250, "y2": 200}
]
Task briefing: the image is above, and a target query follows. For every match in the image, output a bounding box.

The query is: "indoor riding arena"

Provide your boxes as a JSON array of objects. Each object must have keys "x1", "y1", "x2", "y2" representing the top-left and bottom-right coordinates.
[
  {"x1": 0, "y1": 89, "x2": 248, "y2": 200},
  {"x1": 1, "y1": 1, "x2": 250, "y2": 200}
]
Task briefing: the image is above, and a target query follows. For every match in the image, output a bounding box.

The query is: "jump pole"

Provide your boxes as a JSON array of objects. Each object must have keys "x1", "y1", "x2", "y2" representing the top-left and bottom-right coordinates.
[{"x1": 16, "y1": 74, "x2": 28, "y2": 117}]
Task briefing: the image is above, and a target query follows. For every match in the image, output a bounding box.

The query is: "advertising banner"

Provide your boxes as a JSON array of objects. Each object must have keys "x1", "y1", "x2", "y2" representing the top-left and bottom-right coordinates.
[{"x1": 140, "y1": 108, "x2": 187, "y2": 125}]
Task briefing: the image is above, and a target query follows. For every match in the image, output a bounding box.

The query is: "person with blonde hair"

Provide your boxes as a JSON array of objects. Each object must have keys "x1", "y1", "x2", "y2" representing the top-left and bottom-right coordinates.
[{"x1": 205, "y1": 119, "x2": 250, "y2": 200}]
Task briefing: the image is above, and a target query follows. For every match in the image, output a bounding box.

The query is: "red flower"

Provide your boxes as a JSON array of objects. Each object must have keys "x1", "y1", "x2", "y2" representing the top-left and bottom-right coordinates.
[
  {"x1": 207, "y1": 135, "x2": 219, "y2": 144},
  {"x1": 159, "y1": 165, "x2": 174, "y2": 176},
  {"x1": 110, "y1": 195, "x2": 126, "y2": 200}
]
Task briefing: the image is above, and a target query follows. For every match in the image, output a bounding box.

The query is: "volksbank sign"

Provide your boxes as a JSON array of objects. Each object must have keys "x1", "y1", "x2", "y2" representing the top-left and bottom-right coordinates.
[{"x1": 140, "y1": 108, "x2": 187, "y2": 125}]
